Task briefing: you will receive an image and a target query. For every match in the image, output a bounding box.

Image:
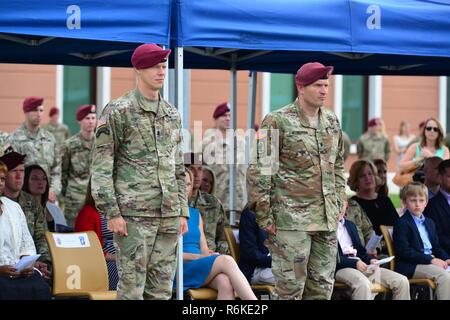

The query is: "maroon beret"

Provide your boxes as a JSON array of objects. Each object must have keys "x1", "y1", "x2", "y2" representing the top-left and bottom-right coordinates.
[
  {"x1": 131, "y1": 44, "x2": 171, "y2": 69},
  {"x1": 49, "y1": 107, "x2": 59, "y2": 117},
  {"x1": 0, "y1": 149, "x2": 26, "y2": 171},
  {"x1": 254, "y1": 123, "x2": 260, "y2": 132},
  {"x1": 295, "y1": 62, "x2": 333, "y2": 87},
  {"x1": 213, "y1": 102, "x2": 230, "y2": 119},
  {"x1": 76, "y1": 104, "x2": 96, "y2": 121},
  {"x1": 368, "y1": 118, "x2": 379, "y2": 127},
  {"x1": 23, "y1": 96, "x2": 44, "y2": 113}
]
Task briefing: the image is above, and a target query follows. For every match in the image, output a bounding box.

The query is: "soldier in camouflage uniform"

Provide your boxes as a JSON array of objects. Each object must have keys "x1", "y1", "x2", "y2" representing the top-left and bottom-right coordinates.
[
  {"x1": 184, "y1": 152, "x2": 229, "y2": 254},
  {"x1": 342, "y1": 130, "x2": 352, "y2": 161},
  {"x1": 61, "y1": 105, "x2": 97, "y2": 227},
  {"x1": 247, "y1": 62, "x2": 346, "y2": 300},
  {"x1": 91, "y1": 44, "x2": 188, "y2": 300},
  {"x1": 8, "y1": 96, "x2": 61, "y2": 203},
  {"x1": 43, "y1": 107, "x2": 70, "y2": 153},
  {"x1": 344, "y1": 198, "x2": 374, "y2": 247},
  {"x1": 0, "y1": 131, "x2": 9, "y2": 156},
  {"x1": 202, "y1": 102, "x2": 247, "y2": 222},
  {"x1": 357, "y1": 118, "x2": 391, "y2": 162},
  {"x1": 0, "y1": 150, "x2": 51, "y2": 279}
]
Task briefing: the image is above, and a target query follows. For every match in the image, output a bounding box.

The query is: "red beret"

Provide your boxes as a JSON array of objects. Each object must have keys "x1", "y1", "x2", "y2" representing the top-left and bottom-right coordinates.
[
  {"x1": 254, "y1": 123, "x2": 260, "y2": 132},
  {"x1": 295, "y1": 62, "x2": 333, "y2": 87},
  {"x1": 49, "y1": 107, "x2": 59, "y2": 117},
  {"x1": 131, "y1": 44, "x2": 171, "y2": 69},
  {"x1": 368, "y1": 118, "x2": 379, "y2": 127},
  {"x1": 0, "y1": 149, "x2": 26, "y2": 171},
  {"x1": 76, "y1": 104, "x2": 96, "y2": 121},
  {"x1": 213, "y1": 102, "x2": 230, "y2": 119},
  {"x1": 23, "y1": 96, "x2": 44, "y2": 113}
]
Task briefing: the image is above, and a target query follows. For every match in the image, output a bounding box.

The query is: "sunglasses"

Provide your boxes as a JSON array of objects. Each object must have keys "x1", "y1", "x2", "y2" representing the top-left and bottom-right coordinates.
[{"x1": 425, "y1": 126, "x2": 439, "y2": 133}]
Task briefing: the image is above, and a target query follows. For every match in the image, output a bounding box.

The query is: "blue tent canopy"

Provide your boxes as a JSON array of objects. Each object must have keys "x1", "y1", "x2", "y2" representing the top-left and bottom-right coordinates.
[
  {"x1": 0, "y1": 0, "x2": 171, "y2": 66},
  {"x1": 172, "y1": 0, "x2": 450, "y2": 75}
]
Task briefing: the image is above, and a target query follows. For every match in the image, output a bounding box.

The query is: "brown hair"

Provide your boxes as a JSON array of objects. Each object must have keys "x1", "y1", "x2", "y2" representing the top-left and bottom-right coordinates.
[
  {"x1": 347, "y1": 159, "x2": 379, "y2": 192},
  {"x1": 0, "y1": 161, "x2": 7, "y2": 176},
  {"x1": 373, "y1": 158, "x2": 389, "y2": 196},
  {"x1": 83, "y1": 178, "x2": 95, "y2": 207},
  {"x1": 399, "y1": 121, "x2": 408, "y2": 136},
  {"x1": 23, "y1": 164, "x2": 49, "y2": 207},
  {"x1": 400, "y1": 182, "x2": 428, "y2": 201},
  {"x1": 421, "y1": 117, "x2": 444, "y2": 149}
]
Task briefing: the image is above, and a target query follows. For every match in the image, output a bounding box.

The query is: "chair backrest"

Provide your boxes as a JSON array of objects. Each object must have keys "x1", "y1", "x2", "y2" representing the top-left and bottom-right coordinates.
[
  {"x1": 379, "y1": 225, "x2": 395, "y2": 270},
  {"x1": 45, "y1": 231, "x2": 109, "y2": 296},
  {"x1": 224, "y1": 226, "x2": 240, "y2": 262}
]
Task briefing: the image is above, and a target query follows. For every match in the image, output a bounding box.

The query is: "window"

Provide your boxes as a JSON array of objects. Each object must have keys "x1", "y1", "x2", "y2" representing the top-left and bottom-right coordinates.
[
  {"x1": 342, "y1": 76, "x2": 368, "y2": 141},
  {"x1": 63, "y1": 66, "x2": 96, "y2": 135},
  {"x1": 270, "y1": 74, "x2": 295, "y2": 112}
]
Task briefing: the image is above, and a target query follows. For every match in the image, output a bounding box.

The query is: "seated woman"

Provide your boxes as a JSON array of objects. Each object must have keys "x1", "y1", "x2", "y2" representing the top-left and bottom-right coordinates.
[
  {"x1": 239, "y1": 204, "x2": 274, "y2": 285},
  {"x1": 75, "y1": 180, "x2": 118, "y2": 290},
  {"x1": 0, "y1": 161, "x2": 51, "y2": 299},
  {"x1": 373, "y1": 158, "x2": 388, "y2": 196},
  {"x1": 23, "y1": 164, "x2": 68, "y2": 232},
  {"x1": 347, "y1": 159, "x2": 399, "y2": 237},
  {"x1": 181, "y1": 168, "x2": 257, "y2": 300},
  {"x1": 200, "y1": 166, "x2": 215, "y2": 195}
]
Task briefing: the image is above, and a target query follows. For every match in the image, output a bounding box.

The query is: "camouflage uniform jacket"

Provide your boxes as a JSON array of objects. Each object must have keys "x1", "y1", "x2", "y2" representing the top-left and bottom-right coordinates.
[
  {"x1": 190, "y1": 190, "x2": 229, "y2": 253},
  {"x1": 14, "y1": 192, "x2": 50, "y2": 262},
  {"x1": 0, "y1": 131, "x2": 9, "y2": 156},
  {"x1": 61, "y1": 132, "x2": 94, "y2": 219},
  {"x1": 202, "y1": 128, "x2": 246, "y2": 212},
  {"x1": 8, "y1": 124, "x2": 61, "y2": 194},
  {"x1": 344, "y1": 198, "x2": 374, "y2": 245},
  {"x1": 357, "y1": 132, "x2": 391, "y2": 162},
  {"x1": 43, "y1": 122, "x2": 70, "y2": 152},
  {"x1": 247, "y1": 98, "x2": 345, "y2": 232},
  {"x1": 91, "y1": 89, "x2": 189, "y2": 219},
  {"x1": 342, "y1": 131, "x2": 352, "y2": 161}
]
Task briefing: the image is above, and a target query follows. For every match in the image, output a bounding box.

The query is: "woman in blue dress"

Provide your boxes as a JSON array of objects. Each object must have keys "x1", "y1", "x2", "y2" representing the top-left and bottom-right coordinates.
[{"x1": 182, "y1": 169, "x2": 256, "y2": 300}]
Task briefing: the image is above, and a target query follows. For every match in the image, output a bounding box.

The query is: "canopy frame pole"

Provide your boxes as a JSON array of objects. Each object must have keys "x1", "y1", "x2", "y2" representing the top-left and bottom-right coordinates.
[
  {"x1": 229, "y1": 54, "x2": 238, "y2": 226},
  {"x1": 174, "y1": 46, "x2": 184, "y2": 301},
  {"x1": 244, "y1": 71, "x2": 257, "y2": 206}
]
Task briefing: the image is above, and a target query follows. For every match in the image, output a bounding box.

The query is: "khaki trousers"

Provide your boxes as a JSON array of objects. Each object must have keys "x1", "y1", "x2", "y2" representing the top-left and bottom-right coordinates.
[
  {"x1": 413, "y1": 264, "x2": 450, "y2": 300},
  {"x1": 336, "y1": 267, "x2": 410, "y2": 300}
]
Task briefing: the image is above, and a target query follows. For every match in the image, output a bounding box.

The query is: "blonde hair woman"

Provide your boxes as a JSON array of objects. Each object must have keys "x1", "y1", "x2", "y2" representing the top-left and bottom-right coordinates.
[{"x1": 393, "y1": 121, "x2": 415, "y2": 165}]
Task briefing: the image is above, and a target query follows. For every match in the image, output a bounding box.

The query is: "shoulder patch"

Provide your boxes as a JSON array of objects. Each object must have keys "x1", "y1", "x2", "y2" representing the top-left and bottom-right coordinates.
[{"x1": 95, "y1": 123, "x2": 112, "y2": 146}]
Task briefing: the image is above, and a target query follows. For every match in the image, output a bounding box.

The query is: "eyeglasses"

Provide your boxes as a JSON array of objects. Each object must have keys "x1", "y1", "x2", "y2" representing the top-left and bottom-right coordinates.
[{"x1": 425, "y1": 126, "x2": 439, "y2": 133}]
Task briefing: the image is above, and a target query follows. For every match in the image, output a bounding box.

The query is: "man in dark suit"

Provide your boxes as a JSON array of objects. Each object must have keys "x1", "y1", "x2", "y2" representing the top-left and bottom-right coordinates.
[
  {"x1": 336, "y1": 203, "x2": 410, "y2": 300},
  {"x1": 424, "y1": 159, "x2": 450, "y2": 255},
  {"x1": 394, "y1": 182, "x2": 450, "y2": 300},
  {"x1": 238, "y1": 206, "x2": 274, "y2": 285}
]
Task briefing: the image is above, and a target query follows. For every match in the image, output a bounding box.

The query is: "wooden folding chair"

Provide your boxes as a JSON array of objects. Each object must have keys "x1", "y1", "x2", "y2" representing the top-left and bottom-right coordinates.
[
  {"x1": 380, "y1": 225, "x2": 436, "y2": 299},
  {"x1": 223, "y1": 226, "x2": 274, "y2": 298},
  {"x1": 45, "y1": 231, "x2": 117, "y2": 300}
]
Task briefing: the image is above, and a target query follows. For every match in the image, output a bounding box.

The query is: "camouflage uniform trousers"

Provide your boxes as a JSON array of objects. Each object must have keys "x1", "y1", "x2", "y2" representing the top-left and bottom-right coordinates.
[
  {"x1": 266, "y1": 229, "x2": 337, "y2": 300},
  {"x1": 114, "y1": 216, "x2": 179, "y2": 300}
]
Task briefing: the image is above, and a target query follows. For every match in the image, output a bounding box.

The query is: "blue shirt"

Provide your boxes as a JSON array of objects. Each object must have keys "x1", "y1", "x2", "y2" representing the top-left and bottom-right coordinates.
[
  {"x1": 410, "y1": 212, "x2": 433, "y2": 255},
  {"x1": 428, "y1": 188, "x2": 437, "y2": 200},
  {"x1": 440, "y1": 189, "x2": 450, "y2": 206}
]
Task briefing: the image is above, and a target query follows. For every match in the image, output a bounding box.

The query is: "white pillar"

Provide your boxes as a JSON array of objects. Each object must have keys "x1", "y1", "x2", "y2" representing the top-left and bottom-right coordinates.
[
  {"x1": 262, "y1": 72, "x2": 271, "y2": 118},
  {"x1": 368, "y1": 75, "x2": 382, "y2": 119},
  {"x1": 439, "y1": 76, "x2": 447, "y2": 133},
  {"x1": 333, "y1": 75, "x2": 343, "y2": 123},
  {"x1": 96, "y1": 67, "x2": 111, "y2": 112},
  {"x1": 56, "y1": 65, "x2": 64, "y2": 119}
]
